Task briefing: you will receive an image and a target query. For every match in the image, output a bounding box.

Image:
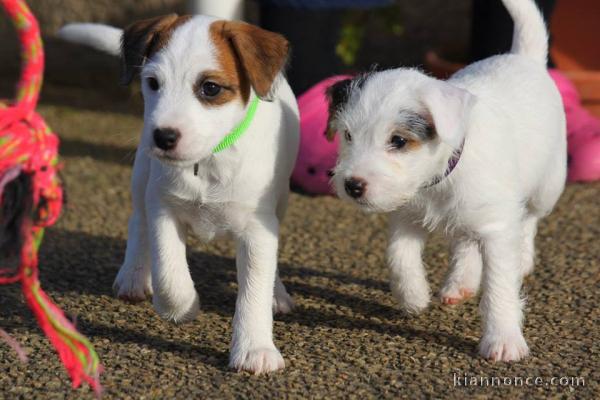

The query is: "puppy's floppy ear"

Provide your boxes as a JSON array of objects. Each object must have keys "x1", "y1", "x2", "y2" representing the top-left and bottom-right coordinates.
[
  {"x1": 325, "y1": 78, "x2": 353, "y2": 141},
  {"x1": 220, "y1": 21, "x2": 289, "y2": 99},
  {"x1": 420, "y1": 81, "x2": 476, "y2": 149},
  {"x1": 120, "y1": 14, "x2": 189, "y2": 85}
]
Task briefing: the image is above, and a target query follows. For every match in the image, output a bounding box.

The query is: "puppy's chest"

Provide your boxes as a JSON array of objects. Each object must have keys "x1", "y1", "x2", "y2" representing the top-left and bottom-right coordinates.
[
  {"x1": 407, "y1": 194, "x2": 462, "y2": 232},
  {"x1": 163, "y1": 174, "x2": 244, "y2": 242},
  {"x1": 172, "y1": 198, "x2": 231, "y2": 241}
]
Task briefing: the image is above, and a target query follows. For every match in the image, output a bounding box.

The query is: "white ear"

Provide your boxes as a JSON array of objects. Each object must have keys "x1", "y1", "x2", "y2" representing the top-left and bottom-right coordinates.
[{"x1": 420, "y1": 81, "x2": 476, "y2": 149}]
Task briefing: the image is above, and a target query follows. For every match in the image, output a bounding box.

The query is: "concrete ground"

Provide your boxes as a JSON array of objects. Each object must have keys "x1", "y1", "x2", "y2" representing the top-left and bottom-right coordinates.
[{"x1": 0, "y1": 84, "x2": 598, "y2": 399}]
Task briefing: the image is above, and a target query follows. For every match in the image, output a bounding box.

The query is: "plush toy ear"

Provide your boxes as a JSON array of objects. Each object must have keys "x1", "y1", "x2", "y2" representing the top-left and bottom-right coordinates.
[
  {"x1": 120, "y1": 14, "x2": 190, "y2": 85},
  {"x1": 420, "y1": 81, "x2": 476, "y2": 149},
  {"x1": 325, "y1": 78, "x2": 353, "y2": 141},
  {"x1": 219, "y1": 21, "x2": 289, "y2": 100}
]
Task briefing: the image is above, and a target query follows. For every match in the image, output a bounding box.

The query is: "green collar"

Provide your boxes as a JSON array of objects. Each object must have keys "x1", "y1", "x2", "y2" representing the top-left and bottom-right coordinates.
[
  {"x1": 212, "y1": 96, "x2": 260, "y2": 153},
  {"x1": 194, "y1": 96, "x2": 260, "y2": 176}
]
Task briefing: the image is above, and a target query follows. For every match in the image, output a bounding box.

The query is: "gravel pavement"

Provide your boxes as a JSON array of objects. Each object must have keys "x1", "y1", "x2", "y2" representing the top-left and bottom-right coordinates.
[{"x1": 0, "y1": 85, "x2": 598, "y2": 399}]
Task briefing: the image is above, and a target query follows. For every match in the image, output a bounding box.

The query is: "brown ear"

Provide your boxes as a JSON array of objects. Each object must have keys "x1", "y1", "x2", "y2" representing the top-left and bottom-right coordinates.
[
  {"x1": 219, "y1": 21, "x2": 289, "y2": 99},
  {"x1": 120, "y1": 14, "x2": 191, "y2": 85},
  {"x1": 325, "y1": 78, "x2": 353, "y2": 141}
]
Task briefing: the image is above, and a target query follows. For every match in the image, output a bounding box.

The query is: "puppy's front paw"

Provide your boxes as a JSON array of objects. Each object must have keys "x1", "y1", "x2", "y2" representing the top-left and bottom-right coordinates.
[
  {"x1": 479, "y1": 331, "x2": 529, "y2": 362},
  {"x1": 272, "y1": 290, "x2": 295, "y2": 314},
  {"x1": 391, "y1": 280, "x2": 430, "y2": 314},
  {"x1": 230, "y1": 347, "x2": 285, "y2": 375},
  {"x1": 113, "y1": 264, "x2": 152, "y2": 302},
  {"x1": 153, "y1": 289, "x2": 200, "y2": 324},
  {"x1": 439, "y1": 284, "x2": 475, "y2": 306}
]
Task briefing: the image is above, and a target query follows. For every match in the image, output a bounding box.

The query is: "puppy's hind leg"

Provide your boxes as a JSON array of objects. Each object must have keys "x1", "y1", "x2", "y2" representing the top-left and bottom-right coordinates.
[
  {"x1": 522, "y1": 159, "x2": 566, "y2": 277},
  {"x1": 439, "y1": 236, "x2": 482, "y2": 305},
  {"x1": 114, "y1": 147, "x2": 152, "y2": 302},
  {"x1": 387, "y1": 212, "x2": 430, "y2": 314},
  {"x1": 273, "y1": 274, "x2": 294, "y2": 314},
  {"x1": 478, "y1": 221, "x2": 529, "y2": 362},
  {"x1": 114, "y1": 211, "x2": 153, "y2": 301},
  {"x1": 272, "y1": 193, "x2": 294, "y2": 315},
  {"x1": 520, "y1": 214, "x2": 539, "y2": 277}
]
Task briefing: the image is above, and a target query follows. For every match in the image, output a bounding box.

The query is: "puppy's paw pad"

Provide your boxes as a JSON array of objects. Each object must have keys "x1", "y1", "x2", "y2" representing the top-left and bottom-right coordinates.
[
  {"x1": 113, "y1": 265, "x2": 152, "y2": 303},
  {"x1": 439, "y1": 287, "x2": 474, "y2": 306},
  {"x1": 479, "y1": 333, "x2": 529, "y2": 362},
  {"x1": 230, "y1": 348, "x2": 285, "y2": 375},
  {"x1": 153, "y1": 291, "x2": 200, "y2": 324},
  {"x1": 272, "y1": 292, "x2": 295, "y2": 314}
]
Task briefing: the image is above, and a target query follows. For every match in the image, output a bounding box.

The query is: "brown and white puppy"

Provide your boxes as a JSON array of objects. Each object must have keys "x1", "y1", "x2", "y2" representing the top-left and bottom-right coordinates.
[{"x1": 59, "y1": 15, "x2": 300, "y2": 374}]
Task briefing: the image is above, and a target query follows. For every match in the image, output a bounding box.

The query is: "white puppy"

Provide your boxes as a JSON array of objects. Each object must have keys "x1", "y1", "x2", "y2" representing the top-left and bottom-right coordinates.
[
  {"x1": 59, "y1": 14, "x2": 299, "y2": 373},
  {"x1": 326, "y1": 0, "x2": 566, "y2": 361}
]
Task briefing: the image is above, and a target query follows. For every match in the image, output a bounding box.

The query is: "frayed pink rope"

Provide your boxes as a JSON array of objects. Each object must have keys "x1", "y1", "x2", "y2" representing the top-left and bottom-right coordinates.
[
  {"x1": 0, "y1": 327, "x2": 28, "y2": 363},
  {"x1": 0, "y1": 165, "x2": 21, "y2": 199}
]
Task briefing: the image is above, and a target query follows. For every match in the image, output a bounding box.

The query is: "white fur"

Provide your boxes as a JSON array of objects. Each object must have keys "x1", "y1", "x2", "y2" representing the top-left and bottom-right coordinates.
[
  {"x1": 62, "y1": 15, "x2": 299, "y2": 374},
  {"x1": 58, "y1": 24, "x2": 122, "y2": 56},
  {"x1": 330, "y1": 0, "x2": 566, "y2": 362}
]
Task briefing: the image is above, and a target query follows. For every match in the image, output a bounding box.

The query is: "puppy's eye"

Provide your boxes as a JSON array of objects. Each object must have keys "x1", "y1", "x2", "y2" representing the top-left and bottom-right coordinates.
[
  {"x1": 344, "y1": 130, "x2": 352, "y2": 142},
  {"x1": 147, "y1": 77, "x2": 160, "y2": 91},
  {"x1": 201, "y1": 81, "x2": 222, "y2": 98},
  {"x1": 390, "y1": 135, "x2": 408, "y2": 150}
]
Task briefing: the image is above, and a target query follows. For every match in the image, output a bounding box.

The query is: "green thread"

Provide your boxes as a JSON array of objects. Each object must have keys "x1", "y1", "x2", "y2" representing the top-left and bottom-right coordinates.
[
  {"x1": 30, "y1": 282, "x2": 101, "y2": 372},
  {"x1": 212, "y1": 97, "x2": 260, "y2": 154}
]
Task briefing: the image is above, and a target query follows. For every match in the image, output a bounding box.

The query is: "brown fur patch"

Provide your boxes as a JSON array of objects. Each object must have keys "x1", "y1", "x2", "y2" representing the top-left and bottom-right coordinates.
[
  {"x1": 403, "y1": 137, "x2": 423, "y2": 151},
  {"x1": 204, "y1": 22, "x2": 251, "y2": 106},
  {"x1": 391, "y1": 129, "x2": 424, "y2": 151},
  {"x1": 120, "y1": 14, "x2": 192, "y2": 85},
  {"x1": 210, "y1": 20, "x2": 289, "y2": 99}
]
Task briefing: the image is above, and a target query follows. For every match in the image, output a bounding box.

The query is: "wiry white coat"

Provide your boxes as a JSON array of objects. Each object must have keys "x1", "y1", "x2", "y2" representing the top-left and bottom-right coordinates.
[
  {"x1": 331, "y1": 0, "x2": 566, "y2": 361},
  {"x1": 60, "y1": 16, "x2": 300, "y2": 374}
]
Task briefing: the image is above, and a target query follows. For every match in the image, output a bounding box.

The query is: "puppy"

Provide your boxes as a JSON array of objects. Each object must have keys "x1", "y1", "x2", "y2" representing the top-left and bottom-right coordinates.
[
  {"x1": 59, "y1": 15, "x2": 299, "y2": 373},
  {"x1": 326, "y1": 0, "x2": 566, "y2": 361}
]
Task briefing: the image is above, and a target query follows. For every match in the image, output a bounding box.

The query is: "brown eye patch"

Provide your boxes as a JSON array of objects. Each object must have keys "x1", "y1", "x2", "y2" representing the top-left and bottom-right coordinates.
[{"x1": 193, "y1": 71, "x2": 239, "y2": 106}]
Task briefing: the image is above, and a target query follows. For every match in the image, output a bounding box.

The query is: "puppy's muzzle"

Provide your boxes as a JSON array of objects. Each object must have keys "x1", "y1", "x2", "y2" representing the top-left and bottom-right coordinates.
[
  {"x1": 344, "y1": 177, "x2": 367, "y2": 199},
  {"x1": 153, "y1": 127, "x2": 181, "y2": 151}
]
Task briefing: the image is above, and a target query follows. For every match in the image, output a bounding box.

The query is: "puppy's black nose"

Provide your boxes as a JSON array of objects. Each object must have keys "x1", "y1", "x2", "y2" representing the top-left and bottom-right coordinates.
[
  {"x1": 153, "y1": 128, "x2": 180, "y2": 151},
  {"x1": 344, "y1": 177, "x2": 367, "y2": 199}
]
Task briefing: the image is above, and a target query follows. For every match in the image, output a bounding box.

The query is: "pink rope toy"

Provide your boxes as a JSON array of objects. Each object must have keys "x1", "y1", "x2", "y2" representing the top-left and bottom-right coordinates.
[{"x1": 0, "y1": 0, "x2": 102, "y2": 395}]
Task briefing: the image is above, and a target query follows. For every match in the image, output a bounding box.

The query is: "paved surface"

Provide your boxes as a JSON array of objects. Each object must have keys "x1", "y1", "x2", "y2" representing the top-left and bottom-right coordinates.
[{"x1": 0, "y1": 85, "x2": 598, "y2": 399}]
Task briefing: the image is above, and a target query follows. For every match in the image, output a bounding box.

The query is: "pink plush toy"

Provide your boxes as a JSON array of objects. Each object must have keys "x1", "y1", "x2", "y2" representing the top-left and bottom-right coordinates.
[
  {"x1": 292, "y1": 75, "x2": 351, "y2": 194},
  {"x1": 549, "y1": 70, "x2": 600, "y2": 182},
  {"x1": 292, "y1": 71, "x2": 600, "y2": 195}
]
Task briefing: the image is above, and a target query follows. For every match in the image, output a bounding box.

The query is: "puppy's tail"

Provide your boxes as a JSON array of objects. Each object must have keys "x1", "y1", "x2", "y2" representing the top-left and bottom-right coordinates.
[
  {"x1": 502, "y1": 0, "x2": 549, "y2": 64},
  {"x1": 58, "y1": 23, "x2": 123, "y2": 57}
]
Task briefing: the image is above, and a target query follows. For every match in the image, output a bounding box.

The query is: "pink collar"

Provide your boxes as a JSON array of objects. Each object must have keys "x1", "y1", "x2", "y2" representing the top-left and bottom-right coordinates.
[{"x1": 426, "y1": 144, "x2": 463, "y2": 187}]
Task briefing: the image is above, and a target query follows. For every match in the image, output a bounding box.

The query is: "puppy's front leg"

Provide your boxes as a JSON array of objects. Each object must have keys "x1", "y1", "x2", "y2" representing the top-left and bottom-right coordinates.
[
  {"x1": 147, "y1": 203, "x2": 200, "y2": 323},
  {"x1": 387, "y1": 212, "x2": 430, "y2": 313},
  {"x1": 479, "y1": 226, "x2": 529, "y2": 362},
  {"x1": 230, "y1": 213, "x2": 284, "y2": 374}
]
